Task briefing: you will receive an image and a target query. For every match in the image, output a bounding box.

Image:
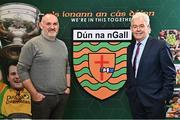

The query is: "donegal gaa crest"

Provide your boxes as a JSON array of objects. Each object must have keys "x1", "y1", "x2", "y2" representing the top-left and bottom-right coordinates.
[
  {"x1": 73, "y1": 29, "x2": 131, "y2": 100},
  {"x1": 73, "y1": 41, "x2": 130, "y2": 100}
]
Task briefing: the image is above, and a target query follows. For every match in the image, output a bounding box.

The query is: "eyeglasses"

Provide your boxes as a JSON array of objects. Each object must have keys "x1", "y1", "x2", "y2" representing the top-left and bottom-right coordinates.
[{"x1": 131, "y1": 24, "x2": 146, "y2": 29}]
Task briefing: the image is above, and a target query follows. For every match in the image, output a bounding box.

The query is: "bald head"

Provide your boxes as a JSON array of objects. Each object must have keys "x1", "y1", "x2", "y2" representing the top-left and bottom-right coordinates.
[
  {"x1": 41, "y1": 14, "x2": 58, "y2": 23},
  {"x1": 39, "y1": 13, "x2": 59, "y2": 40}
]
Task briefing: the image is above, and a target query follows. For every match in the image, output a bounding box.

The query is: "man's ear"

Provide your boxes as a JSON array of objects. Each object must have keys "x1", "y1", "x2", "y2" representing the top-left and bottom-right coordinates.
[
  {"x1": 130, "y1": 26, "x2": 132, "y2": 31},
  {"x1": 39, "y1": 22, "x2": 43, "y2": 29},
  {"x1": 148, "y1": 25, "x2": 151, "y2": 34}
]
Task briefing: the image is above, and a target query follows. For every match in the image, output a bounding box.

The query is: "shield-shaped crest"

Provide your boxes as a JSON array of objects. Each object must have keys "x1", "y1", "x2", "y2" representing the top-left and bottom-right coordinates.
[
  {"x1": 73, "y1": 41, "x2": 130, "y2": 100},
  {"x1": 89, "y1": 53, "x2": 115, "y2": 83}
]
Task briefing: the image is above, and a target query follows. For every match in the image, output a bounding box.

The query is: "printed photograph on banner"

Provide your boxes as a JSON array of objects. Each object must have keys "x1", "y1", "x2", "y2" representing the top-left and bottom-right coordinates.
[
  {"x1": 175, "y1": 64, "x2": 180, "y2": 85},
  {"x1": 159, "y1": 29, "x2": 180, "y2": 63},
  {"x1": 0, "y1": 3, "x2": 41, "y2": 119},
  {"x1": 159, "y1": 29, "x2": 180, "y2": 86},
  {"x1": 0, "y1": 3, "x2": 40, "y2": 60},
  {"x1": 160, "y1": 30, "x2": 180, "y2": 119}
]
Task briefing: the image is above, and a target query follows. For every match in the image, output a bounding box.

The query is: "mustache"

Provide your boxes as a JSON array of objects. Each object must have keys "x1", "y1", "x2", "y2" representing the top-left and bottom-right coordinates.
[{"x1": 48, "y1": 28, "x2": 56, "y2": 32}]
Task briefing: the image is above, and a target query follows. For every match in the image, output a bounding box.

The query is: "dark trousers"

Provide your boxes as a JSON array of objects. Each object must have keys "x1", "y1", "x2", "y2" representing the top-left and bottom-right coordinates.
[
  {"x1": 129, "y1": 95, "x2": 166, "y2": 119},
  {"x1": 31, "y1": 94, "x2": 69, "y2": 119}
]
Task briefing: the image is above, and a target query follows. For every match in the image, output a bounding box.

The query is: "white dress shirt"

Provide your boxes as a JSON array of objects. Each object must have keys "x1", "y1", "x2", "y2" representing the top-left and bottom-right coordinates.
[{"x1": 132, "y1": 36, "x2": 148, "y2": 77}]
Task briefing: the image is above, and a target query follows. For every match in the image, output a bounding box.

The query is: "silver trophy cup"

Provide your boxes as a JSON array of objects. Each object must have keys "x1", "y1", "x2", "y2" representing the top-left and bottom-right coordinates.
[{"x1": 0, "y1": 3, "x2": 40, "y2": 60}]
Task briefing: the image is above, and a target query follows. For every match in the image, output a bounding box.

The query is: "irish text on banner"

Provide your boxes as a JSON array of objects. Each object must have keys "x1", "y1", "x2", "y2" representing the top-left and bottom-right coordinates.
[{"x1": 73, "y1": 29, "x2": 132, "y2": 41}]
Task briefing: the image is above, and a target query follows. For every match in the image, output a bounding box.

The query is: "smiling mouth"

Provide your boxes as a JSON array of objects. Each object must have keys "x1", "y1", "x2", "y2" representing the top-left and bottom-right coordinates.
[
  {"x1": 136, "y1": 33, "x2": 142, "y2": 35},
  {"x1": 14, "y1": 80, "x2": 20, "y2": 83}
]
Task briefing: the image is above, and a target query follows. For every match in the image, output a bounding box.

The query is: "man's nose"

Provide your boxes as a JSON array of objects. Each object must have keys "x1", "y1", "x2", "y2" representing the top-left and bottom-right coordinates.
[
  {"x1": 15, "y1": 74, "x2": 20, "y2": 79},
  {"x1": 136, "y1": 26, "x2": 141, "y2": 31},
  {"x1": 50, "y1": 25, "x2": 55, "y2": 29}
]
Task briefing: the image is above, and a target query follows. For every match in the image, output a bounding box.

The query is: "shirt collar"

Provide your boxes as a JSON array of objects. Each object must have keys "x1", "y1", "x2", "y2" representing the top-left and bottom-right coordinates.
[{"x1": 136, "y1": 35, "x2": 149, "y2": 46}]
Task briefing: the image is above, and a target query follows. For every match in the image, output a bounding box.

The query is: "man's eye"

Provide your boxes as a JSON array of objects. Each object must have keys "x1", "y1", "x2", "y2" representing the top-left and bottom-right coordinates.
[
  {"x1": 133, "y1": 26, "x2": 137, "y2": 29},
  {"x1": 53, "y1": 23, "x2": 58, "y2": 26},
  {"x1": 141, "y1": 25, "x2": 144, "y2": 27},
  {"x1": 46, "y1": 23, "x2": 51, "y2": 26},
  {"x1": 10, "y1": 72, "x2": 16, "y2": 75}
]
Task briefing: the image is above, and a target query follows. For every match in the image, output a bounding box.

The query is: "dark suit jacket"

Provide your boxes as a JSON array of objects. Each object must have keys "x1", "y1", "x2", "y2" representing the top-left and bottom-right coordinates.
[{"x1": 126, "y1": 36, "x2": 176, "y2": 106}]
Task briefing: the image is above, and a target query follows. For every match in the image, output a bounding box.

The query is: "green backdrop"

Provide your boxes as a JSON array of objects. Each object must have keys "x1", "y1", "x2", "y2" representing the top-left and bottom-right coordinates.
[{"x1": 0, "y1": 0, "x2": 180, "y2": 119}]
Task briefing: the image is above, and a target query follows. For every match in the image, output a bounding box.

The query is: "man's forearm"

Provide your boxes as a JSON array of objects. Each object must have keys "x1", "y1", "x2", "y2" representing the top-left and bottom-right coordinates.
[
  {"x1": 66, "y1": 74, "x2": 71, "y2": 87},
  {"x1": 23, "y1": 79, "x2": 38, "y2": 96}
]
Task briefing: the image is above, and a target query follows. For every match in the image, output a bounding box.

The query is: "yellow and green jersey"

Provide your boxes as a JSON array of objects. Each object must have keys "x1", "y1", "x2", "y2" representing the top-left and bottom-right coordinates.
[{"x1": 0, "y1": 82, "x2": 31, "y2": 117}]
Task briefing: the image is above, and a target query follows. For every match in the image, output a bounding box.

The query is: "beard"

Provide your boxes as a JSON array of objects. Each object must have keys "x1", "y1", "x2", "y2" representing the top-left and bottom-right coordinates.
[
  {"x1": 42, "y1": 30, "x2": 58, "y2": 38},
  {"x1": 41, "y1": 30, "x2": 58, "y2": 40},
  {"x1": 47, "y1": 31, "x2": 58, "y2": 37}
]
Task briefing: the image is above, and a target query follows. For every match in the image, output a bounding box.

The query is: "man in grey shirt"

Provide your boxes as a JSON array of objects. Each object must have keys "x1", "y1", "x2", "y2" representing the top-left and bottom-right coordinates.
[{"x1": 17, "y1": 13, "x2": 71, "y2": 119}]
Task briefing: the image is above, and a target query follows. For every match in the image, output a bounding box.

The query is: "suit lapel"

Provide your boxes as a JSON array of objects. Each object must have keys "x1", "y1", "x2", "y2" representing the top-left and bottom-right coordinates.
[
  {"x1": 128, "y1": 41, "x2": 136, "y2": 77},
  {"x1": 129, "y1": 41, "x2": 136, "y2": 68}
]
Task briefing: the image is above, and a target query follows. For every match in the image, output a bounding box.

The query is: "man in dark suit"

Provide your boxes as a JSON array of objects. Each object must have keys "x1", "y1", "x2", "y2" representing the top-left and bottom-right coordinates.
[{"x1": 126, "y1": 12, "x2": 176, "y2": 119}]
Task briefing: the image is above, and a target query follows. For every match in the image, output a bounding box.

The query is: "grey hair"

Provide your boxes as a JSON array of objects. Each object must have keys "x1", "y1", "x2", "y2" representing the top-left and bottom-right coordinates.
[{"x1": 131, "y1": 12, "x2": 151, "y2": 33}]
